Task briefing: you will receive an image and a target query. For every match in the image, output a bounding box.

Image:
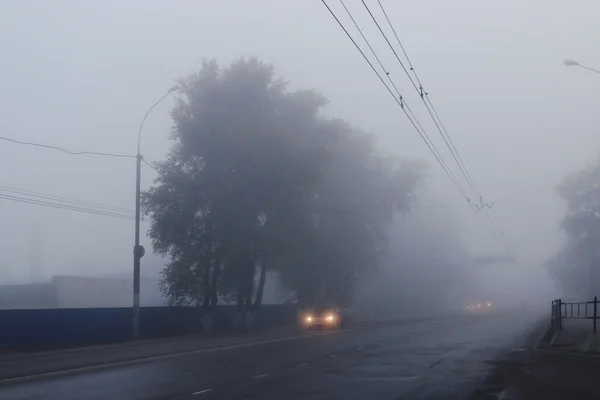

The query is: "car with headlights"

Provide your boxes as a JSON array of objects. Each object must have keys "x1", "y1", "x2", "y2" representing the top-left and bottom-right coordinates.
[
  {"x1": 465, "y1": 301, "x2": 492, "y2": 313},
  {"x1": 301, "y1": 305, "x2": 346, "y2": 330}
]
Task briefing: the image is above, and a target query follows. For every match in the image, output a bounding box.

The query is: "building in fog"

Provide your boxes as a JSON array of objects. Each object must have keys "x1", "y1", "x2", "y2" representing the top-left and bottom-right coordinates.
[
  {"x1": 0, "y1": 275, "x2": 165, "y2": 309},
  {"x1": 0, "y1": 282, "x2": 57, "y2": 309}
]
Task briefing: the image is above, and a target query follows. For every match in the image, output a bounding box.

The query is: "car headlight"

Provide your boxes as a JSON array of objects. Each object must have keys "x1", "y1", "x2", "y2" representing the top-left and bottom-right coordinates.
[
  {"x1": 326, "y1": 314, "x2": 335, "y2": 321},
  {"x1": 306, "y1": 316, "x2": 313, "y2": 322},
  {"x1": 486, "y1": 302, "x2": 492, "y2": 307}
]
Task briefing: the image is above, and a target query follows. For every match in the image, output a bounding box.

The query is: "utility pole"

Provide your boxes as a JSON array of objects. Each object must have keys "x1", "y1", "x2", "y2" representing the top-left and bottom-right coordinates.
[
  {"x1": 132, "y1": 152, "x2": 143, "y2": 340},
  {"x1": 591, "y1": 215, "x2": 598, "y2": 299},
  {"x1": 565, "y1": 59, "x2": 599, "y2": 297},
  {"x1": 133, "y1": 85, "x2": 178, "y2": 340}
]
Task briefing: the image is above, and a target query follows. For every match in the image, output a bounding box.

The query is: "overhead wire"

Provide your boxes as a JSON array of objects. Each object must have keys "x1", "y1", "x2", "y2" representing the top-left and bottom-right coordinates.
[
  {"x1": 338, "y1": 0, "x2": 402, "y2": 99},
  {"x1": 0, "y1": 185, "x2": 135, "y2": 215},
  {"x1": 324, "y1": 1, "x2": 510, "y2": 250},
  {"x1": 363, "y1": 0, "x2": 488, "y2": 208},
  {"x1": 0, "y1": 193, "x2": 135, "y2": 220},
  {"x1": 364, "y1": 0, "x2": 507, "y2": 241},
  {"x1": 0, "y1": 135, "x2": 153, "y2": 220},
  {"x1": 321, "y1": 0, "x2": 472, "y2": 203},
  {"x1": 0, "y1": 135, "x2": 136, "y2": 159},
  {"x1": 358, "y1": 0, "x2": 419, "y2": 92},
  {"x1": 336, "y1": 0, "x2": 470, "y2": 201},
  {"x1": 141, "y1": 157, "x2": 159, "y2": 173}
]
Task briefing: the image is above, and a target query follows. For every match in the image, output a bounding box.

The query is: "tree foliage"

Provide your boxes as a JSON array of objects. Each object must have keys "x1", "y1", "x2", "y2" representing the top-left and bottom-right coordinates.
[
  {"x1": 548, "y1": 158, "x2": 600, "y2": 297},
  {"x1": 143, "y1": 58, "x2": 423, "y2": 309}
]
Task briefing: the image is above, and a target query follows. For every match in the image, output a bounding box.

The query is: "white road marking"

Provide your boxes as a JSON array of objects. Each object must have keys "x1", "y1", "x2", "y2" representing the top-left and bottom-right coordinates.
[
  {"x1": 0, "y1": 328, "x2": 362, "y2": 386},
  {"x1": 356, "y1": 347, "x2": 363, "y2": 351},
  {"x1": 297, "y1": 362, "x2": 307, "y2": 367},
  {"x1": 329, "y1": 354, "x2": 336, "y2": 358},
  {"x1": 252, "y1": 374, "x2": 268, "y2": 379},
  {"x1": 192, "y1": 388, "x2": 213, "y2": 395}
]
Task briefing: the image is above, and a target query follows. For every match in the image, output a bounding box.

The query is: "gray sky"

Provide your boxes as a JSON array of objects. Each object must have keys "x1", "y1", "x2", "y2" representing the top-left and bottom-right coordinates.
[{"x1": 0, "y1": 0, "x2": 598, "y2": 286}]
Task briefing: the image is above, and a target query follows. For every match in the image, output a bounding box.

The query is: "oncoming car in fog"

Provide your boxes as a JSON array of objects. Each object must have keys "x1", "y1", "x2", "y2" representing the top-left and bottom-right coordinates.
[
  {"x1": 301, "y1": 305, "x2": 347, "y2": 330},
  {"x1": 465, "y1": 301, "x2": 492, "y2": 313}
]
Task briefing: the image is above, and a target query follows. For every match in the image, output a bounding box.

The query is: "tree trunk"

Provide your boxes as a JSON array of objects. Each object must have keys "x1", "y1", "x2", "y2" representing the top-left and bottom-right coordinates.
[
  {"x1": 210, "y1": 254, "x2": 221, "y2": 307},
  {"x1": 237, "y1": 281, "x2": 244, "y2": 308},
  {"x1": 237, "y1": 248, "x2": 256, "y2": 328},
  {"x1": 245, "y1": 255, "x2": 255, "y2": 307},
  {"x1": 254, "y1": 261, "x2": 268, "y2": 308},
  {"x1": 202, "y1": 242, "x2": 212, "y2": 308},
  {"x1": 202, "y1": 262, "x2": 210, "y2": 308}
]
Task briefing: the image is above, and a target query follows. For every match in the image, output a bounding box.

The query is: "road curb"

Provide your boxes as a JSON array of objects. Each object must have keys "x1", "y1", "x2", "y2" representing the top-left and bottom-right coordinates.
[{"x1": 531, "y1": 325, "x2": 600, "y2": 367}]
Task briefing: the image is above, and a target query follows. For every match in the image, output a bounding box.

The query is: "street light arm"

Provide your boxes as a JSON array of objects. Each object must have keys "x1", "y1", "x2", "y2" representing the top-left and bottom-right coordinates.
[
  {"x1": 578, "y1": 64, "x2": 600, "y2": 75},
  {"x1": 564, "y1": 59, "x2": 600, "y2": 75},
  {"x1": 137, "y1": 86, "x2": 179, "y2": 154}
]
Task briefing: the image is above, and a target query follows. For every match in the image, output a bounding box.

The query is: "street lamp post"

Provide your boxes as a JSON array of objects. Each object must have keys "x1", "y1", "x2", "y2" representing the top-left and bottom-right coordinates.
[
  {"x1": 565, "y1": 60, "x2": 600, "y2": 296},
  {"x1": 133, "y1": 86, "x2": 178, "y2": 340},
  {"x1": 564, "y1": 59, "x2": 600, "y2": 75}
]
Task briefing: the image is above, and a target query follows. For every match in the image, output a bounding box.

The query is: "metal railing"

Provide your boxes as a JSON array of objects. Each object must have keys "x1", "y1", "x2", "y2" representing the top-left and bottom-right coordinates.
[{"x1": 551, "y1": 296, "x2": 599, "y2": 333}]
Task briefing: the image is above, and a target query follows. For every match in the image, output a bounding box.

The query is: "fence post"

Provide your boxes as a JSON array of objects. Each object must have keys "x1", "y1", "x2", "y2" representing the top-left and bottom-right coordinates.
[
  {"x1": 551, "y1": 300, "x2": 554, "y2": 329},
  {"x1": 594, "y1": 296, "x2": 597, "y2": 334},
  {"x1": 558, "y1": 298, "x2": 562, "y2": 330}
]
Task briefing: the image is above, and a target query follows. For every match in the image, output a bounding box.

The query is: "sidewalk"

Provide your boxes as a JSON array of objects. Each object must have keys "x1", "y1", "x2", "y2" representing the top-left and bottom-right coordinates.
[
  {"x1": 0, "y1": 325, "x2": 303, "y2": 382},
  {"x1": 469, "y1": 319, "x2": 600, "y2": 399}
]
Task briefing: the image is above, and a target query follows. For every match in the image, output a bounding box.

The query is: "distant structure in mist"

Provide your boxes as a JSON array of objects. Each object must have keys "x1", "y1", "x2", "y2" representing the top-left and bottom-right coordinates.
[
  {"x1": 0, "y1": 270, "x2": 291, "y2": 310},
  {"x1": 0, "y1": 275, "x2": 165, "y2": 309},
  {"x1": 29, "y1": 223, "x2": 43, "y2": 284}
]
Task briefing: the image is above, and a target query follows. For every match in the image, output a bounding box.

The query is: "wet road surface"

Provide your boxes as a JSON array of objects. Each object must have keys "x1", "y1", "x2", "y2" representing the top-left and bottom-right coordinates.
[{"x1": 0, "y1": 312, "x2": 542, "y2": 399}]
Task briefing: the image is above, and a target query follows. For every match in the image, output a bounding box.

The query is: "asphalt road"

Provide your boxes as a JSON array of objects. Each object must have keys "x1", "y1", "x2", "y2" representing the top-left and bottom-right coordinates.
[{"x1": 0, "y1": 312, "x2": 542, "y2": 400}]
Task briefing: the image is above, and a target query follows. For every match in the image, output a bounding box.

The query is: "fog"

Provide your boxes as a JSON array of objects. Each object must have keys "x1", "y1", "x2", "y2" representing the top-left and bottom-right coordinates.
[{"x1": 0, "y1": 0, "x2": 598, "y2": 309}]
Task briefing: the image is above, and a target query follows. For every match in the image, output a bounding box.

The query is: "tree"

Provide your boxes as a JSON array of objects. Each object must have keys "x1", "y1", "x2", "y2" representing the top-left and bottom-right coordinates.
[
  {"x1": 143, "y1": 57, "x2": 424, "y2": 312},
  {"x1": 143, "y1": 58, "x2": 333, "y2": 308},
  {"x1": 275, "y1": 123, "x2": 424, "y2": 307},
  {"x1": 548, "y1": 158, "x2": 600, "y2": 297}
]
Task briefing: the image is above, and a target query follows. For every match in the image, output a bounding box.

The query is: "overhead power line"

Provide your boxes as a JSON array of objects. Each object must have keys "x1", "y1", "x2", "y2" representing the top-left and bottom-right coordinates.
[
  {"x1": 0, "y1": 192, "x2": 135, "y2": 220},
  {"x1": 336, "y1": 0, "x2": 469, "y2": 201},
  {"x1": 322, "y1": 0, "x2": 472, "y2": 204},
  {"x1": 141, "y1": 157, "x2": 159, "y2": 173},
  {"x1": 411, "y1": 201, "x2": 496, "y2": 210},
  {"x1": 0, "y1": 135, "x2": 136, "y2": 159},
  {"x1": 358, "y1": 0, "x2": 419, "y2": 91},
  {"x1": 322, "y1": 1, "x2": 508, "y2": 245},
  {"x1": 361, "y1": 0, "x2": 506, "y2": 241},
  {"x1": 338, "y1": 0, "x2": 403, "y2": 99},
  {"x1": 0, "y1": 185, "x2": 135, "y2": 215},
  {"x1": 364, "y1": 0, "x2": 488, "y2": 207}
]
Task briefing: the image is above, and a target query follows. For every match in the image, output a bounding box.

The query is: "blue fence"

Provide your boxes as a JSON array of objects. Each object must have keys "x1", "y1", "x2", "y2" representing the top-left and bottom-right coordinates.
[{"x1": 0, "y1": 305, "x2": 298, "y2": 351}]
